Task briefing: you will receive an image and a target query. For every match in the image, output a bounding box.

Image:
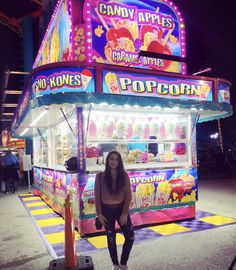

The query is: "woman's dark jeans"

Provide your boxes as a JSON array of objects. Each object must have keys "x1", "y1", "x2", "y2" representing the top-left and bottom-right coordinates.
[{"x1": 102, "y1": 204, "x2": 134, "y2": 266}]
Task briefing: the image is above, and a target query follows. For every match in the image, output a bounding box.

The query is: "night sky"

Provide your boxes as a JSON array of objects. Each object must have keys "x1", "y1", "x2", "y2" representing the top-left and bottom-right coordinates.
[
  {"x1": 174, "y1": 0, "x2": 236, "y2": 146},
  {"x1": 0, "y1": 0, "x2": 236, "y2": 145}
]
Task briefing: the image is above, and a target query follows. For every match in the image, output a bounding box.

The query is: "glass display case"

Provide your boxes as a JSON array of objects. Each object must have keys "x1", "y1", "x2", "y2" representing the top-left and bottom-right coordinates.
[
  {"x1": 84, "y1": 109, "x2": 191, "y2": 171},
  {"x1": 33, "y1": 113, "x2": 78, "y2": 168},
  {"x1": 51, "y1": 114, "x2": 78, "y2": 166},
  {"x1": 33, "y1": 129, "x2": 48, "y2": 166}
]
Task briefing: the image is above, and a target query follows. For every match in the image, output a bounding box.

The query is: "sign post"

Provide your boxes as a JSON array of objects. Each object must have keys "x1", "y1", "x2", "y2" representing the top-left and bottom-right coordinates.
[{"x1": 22, "y1": 155, "x2": 32, "y2": 193}]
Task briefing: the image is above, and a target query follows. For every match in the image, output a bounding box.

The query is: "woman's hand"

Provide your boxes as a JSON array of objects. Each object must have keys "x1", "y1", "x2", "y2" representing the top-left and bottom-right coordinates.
[
  {"x1": 119, "y1": 214, "x2": 128, "y2": 225},
  {"x1": 98, "y1": 214, "x2": 107, "y2": 226}
]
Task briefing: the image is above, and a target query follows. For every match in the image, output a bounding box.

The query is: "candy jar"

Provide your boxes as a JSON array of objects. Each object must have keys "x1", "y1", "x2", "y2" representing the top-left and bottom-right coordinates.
[
  {"x1": 88, "y1": 117, "x2": 97, "y2": 139},
  {"x1": 143, "y1": 120, "x2": 150, "y2": 139},
  {"x1": 127, "y1": 119, "x2": 133, "y2": 139},
  {"x1": 116, "y1": 119, "x2": 127, "y2": 139},
  {"x1": 175, "y1": 122, "x2": 181, "y2": 139},
  {"x1": 159, "y1": 121, "x2": 166, "y2": 139},
  {"x1": 133, "y1": 121, "x2": 143, "y2": 139},
  {"x1": 106, "y1": 117, "x2": 115, "y2": 139},
  {"x1": 150, "y1": 119, "x2": 158, "y2": 138},
  {"x1": 166, "y1": 121, "x2": 174, "y2": 139},
  {"x1": 98, "y1": 117, "x2": 106, "y2": 139},
  {"x1": 180, "y1": 124, "x2": 186, "y2": 139}
]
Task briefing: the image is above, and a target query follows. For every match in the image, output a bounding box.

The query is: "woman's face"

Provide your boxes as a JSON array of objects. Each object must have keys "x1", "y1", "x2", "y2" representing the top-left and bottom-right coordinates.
[{"x1": 108, "y1": 153, "x2": 119, "y2": 169}]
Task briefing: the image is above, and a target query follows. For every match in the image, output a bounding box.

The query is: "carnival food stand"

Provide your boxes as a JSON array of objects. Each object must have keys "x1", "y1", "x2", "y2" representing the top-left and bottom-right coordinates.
[{"x1": 11, "y1": 0, "x2": 232, "y2": 235}]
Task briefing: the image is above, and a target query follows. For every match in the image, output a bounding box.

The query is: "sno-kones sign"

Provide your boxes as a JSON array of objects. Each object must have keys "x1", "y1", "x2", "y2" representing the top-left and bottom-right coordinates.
[
  {"x1": 90, "y1": 0, "x2": 185, "y2": 73},
  {"x1": 31, "y1": 67, "x2": 95, "y2": 97}
]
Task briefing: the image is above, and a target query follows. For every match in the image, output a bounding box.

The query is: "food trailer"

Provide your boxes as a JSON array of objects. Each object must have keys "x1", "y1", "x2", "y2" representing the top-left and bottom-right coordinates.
[{"x1": 12, "y1": 0, "x2": 232, "y2": 236}]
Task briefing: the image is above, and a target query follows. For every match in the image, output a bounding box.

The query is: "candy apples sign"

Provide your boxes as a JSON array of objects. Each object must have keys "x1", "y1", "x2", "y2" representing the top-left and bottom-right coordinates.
[{"x1": 91, "y1": 0, "x2": 185, "y2": 73}]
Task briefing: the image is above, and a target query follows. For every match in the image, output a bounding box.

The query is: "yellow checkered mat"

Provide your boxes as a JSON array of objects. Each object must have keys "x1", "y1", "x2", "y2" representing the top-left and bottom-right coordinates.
[{"x1": 19, "y1": 193, "x2": 236, "y2": 258}]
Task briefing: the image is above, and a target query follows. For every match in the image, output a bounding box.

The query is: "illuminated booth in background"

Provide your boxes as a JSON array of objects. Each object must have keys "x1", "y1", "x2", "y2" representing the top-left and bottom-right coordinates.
[{"x1": 12, "y1": 0, "x2": 232, "y2": 236}]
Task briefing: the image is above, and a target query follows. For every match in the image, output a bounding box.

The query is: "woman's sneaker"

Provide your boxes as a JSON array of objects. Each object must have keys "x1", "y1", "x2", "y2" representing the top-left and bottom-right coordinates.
[
  {"x1": 113, "y1": 265, "x2": 120, "y2": 270},
  {"x1": 119, "y1": 265, "x2": 129, "y2": 270}
]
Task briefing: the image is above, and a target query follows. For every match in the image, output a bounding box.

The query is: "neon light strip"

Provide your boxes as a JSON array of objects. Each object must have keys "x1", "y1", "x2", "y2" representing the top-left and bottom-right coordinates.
[
  {"x1": 30, "y1": 110, "x2": 48, "y2": 127},
  {"x1": 163, "y1": 0, "x2": 186, "y2": 74},
  {"x1": 84, "y1": 0, "x2": 92, "y2": 63},
  {"x1": 68, "y1": 0, "x2": 72, "y2": 55},
  {"x1": 20, "y1": 128, "x2": 29, "y2": 136}
]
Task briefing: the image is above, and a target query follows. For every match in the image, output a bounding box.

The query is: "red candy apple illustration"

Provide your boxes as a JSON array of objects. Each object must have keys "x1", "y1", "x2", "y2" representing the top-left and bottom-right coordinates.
[
  {"x1": 147, "y1": 40, "x2": 171, "y2": 70},
  {"x1": 140, "y1": 25, "x2": 163, "y2": 41},
  {"x1": 106, "y1": 27, "x2": 134, "y2": 43}
]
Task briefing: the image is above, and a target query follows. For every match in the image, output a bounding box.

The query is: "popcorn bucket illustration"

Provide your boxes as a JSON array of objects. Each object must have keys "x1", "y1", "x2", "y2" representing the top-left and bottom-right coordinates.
[
  {"x1": 105, "y1": 72, "x2": 120, "y2": 94},
  {"x1": 156, "y1": 191, "x2": 170, "y2": 205}
]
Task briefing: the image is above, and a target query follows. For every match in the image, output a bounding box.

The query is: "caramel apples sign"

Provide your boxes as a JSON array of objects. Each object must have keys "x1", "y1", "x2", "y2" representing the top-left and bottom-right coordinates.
[{"x1": 91, "y1": 0, "x2": 184, "y2": 73}]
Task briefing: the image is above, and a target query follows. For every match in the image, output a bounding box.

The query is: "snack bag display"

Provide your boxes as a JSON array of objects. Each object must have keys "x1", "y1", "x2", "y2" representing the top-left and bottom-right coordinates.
[
  {"x1": 155, "y1": 180, "x2": 172, "y2": 205},
  {"x1": 127, "y1": 149, "x2": 142, "y2": 163},
  {"x1": 135, "y1": 183, "x2": 155, "y2": 208}
]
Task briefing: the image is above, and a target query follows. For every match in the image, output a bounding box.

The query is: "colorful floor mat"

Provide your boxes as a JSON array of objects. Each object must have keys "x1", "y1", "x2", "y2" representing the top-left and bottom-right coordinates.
[{"x1": 19, "y1": 193, "x2": 236, "y2": 259}]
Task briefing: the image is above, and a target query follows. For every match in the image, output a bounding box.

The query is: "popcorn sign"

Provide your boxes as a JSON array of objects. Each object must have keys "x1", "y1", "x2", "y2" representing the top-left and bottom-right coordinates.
[{"x1": 103, "y1": 70, "x2": 213, "y2": 101}]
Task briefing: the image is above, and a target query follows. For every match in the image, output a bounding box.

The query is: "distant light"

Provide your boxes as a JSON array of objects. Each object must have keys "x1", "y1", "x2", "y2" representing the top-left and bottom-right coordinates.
[{"x1": 210, "y1": 133, "x2": 218, "y2": 139}]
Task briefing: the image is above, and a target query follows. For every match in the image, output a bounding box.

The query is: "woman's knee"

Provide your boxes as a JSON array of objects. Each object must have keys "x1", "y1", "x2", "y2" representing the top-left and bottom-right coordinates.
[
  {"x1": 107, "y1": 229, "x2": 116, "y2": 243},
  {"x1": 124, "y1": 227, "x2": 135, "y2": 242}
]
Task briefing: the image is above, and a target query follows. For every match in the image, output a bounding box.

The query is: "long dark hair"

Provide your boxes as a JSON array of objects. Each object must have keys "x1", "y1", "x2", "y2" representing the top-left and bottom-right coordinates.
[{"x1": 104, "y1": 150, "x2": 126, "y2": 194}]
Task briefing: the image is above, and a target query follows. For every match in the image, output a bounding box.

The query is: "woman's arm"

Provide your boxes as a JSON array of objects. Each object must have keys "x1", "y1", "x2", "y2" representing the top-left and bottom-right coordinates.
[
  {"x1": 94, "y1": 172, "x2": 107, "y2": 225},
  {"x1": 94, "y1": 172, "x2": 102, "y2": 216},
  {"x1": 122, "y1": 172, "x2": 132, "y2": 216}
]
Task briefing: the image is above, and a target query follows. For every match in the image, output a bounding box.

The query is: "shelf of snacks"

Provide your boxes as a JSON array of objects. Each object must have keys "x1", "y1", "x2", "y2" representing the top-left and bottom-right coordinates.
[
  {"x1": 87, "y1": 139, "x2": 187, "y2": 144},
  {"x1": 85, "y1": 142, "x2": 189, "y2": 170},
  {"x1": 86, "y1": 161, "x2": 191, "y2": 172},
  {"x1": 86, "y1": 111, "x2": 188, "y2": 141},
  {"x1": 85, "y1": 109, "x2": 191, "y2": 171}
]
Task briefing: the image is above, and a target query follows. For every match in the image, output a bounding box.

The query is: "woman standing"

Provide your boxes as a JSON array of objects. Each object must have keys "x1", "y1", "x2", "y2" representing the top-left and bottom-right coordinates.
[{"x1": 95, "y1": 150, "x2": 134, "y2": 270}]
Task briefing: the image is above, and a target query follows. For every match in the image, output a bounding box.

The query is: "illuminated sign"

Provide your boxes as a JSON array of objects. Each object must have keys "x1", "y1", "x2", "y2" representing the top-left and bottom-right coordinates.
[
  {"x1": 77, "y1": 107, "x2": 85, "y2": 173},
  {"x1": 218, "y1": 80, "x2": 230, "y2": 104},
  {"x1": 91, "y1": 0, "x2": 185, "y2": 73},
  {"x1": 103, "y1": 70, "x2": 213, "y2": 101},
  {"x1": 32, "y1": 67, "x2": 95, "y2": 97},
  {"x1": 33, "y1": 0, "x2": 72, "y2": 68},
  {"x1": 18, "y1": 90, "x2": 30, "y2": 120},
  {"x1": 1, "y1": 130, "x2": 9, "y2": 147},
  {"x1": 7, "y1": 139, "x2": 26, "y2": 149}
]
